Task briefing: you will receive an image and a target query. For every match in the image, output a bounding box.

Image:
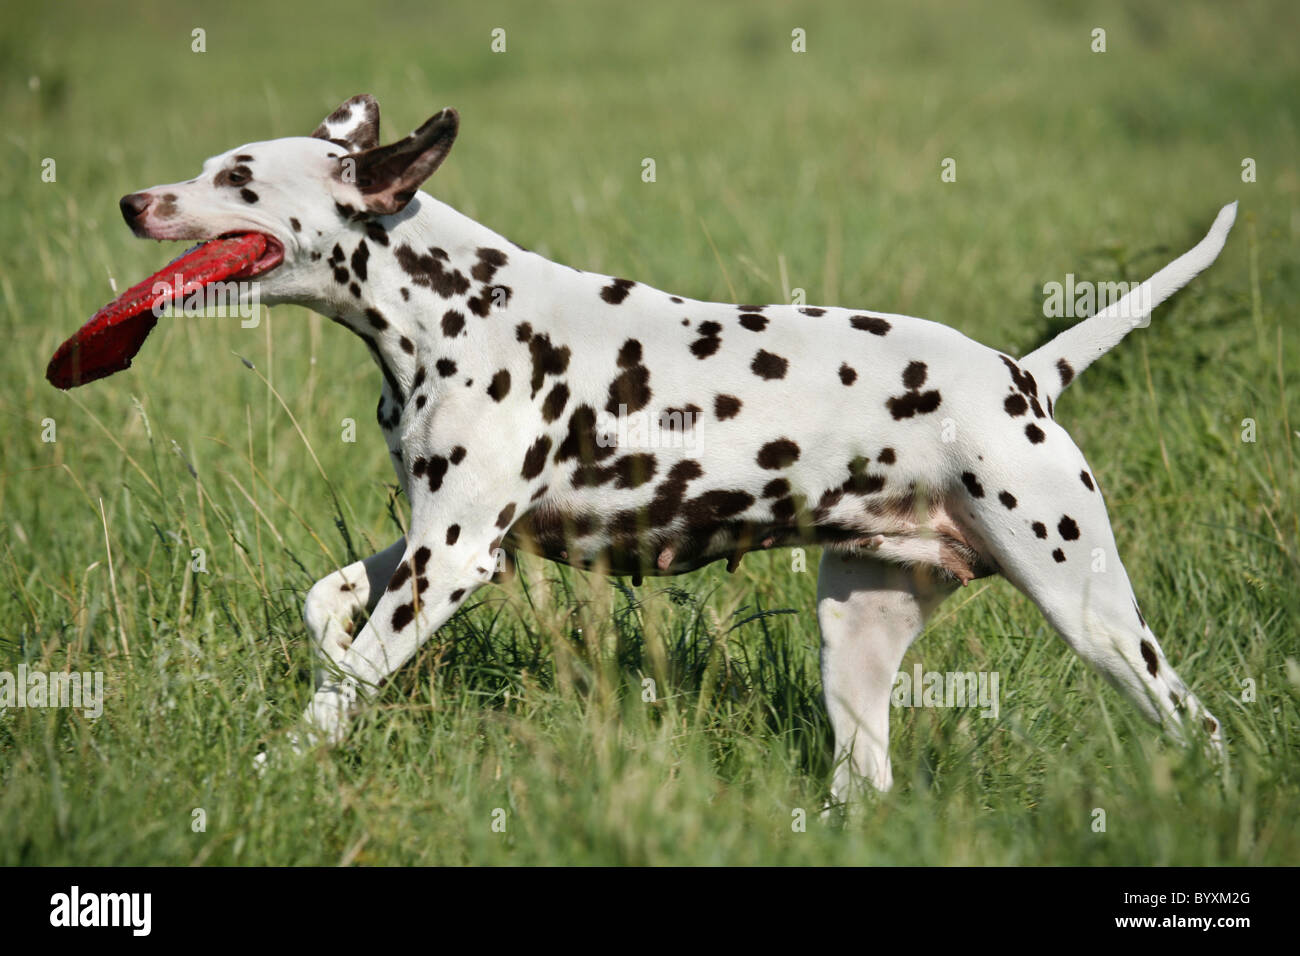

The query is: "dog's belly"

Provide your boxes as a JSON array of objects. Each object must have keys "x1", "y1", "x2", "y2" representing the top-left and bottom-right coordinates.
[{"x1": 506, "y1": 491, "x2": 995, "y2": 584}]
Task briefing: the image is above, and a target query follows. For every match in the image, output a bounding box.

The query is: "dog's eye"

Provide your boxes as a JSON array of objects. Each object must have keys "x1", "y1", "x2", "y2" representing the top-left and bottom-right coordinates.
[{"x1": 216, "y1": 165, "x2": 252, "y2": 188}]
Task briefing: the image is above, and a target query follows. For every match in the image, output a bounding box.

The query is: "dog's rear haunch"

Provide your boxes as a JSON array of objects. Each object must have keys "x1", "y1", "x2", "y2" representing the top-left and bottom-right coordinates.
[{"x1": 70, "y1": 94, "x2": 1232, "y2": 802}]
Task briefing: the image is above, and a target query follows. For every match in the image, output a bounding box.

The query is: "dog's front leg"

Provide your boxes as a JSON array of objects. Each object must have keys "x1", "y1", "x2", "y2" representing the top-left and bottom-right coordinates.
[
  {"x1": 303, "y1": 538, "x2": 407, "y2": 685},
  {"x1": 298, "y1": 511, "x2": 509, "y2": 748}
]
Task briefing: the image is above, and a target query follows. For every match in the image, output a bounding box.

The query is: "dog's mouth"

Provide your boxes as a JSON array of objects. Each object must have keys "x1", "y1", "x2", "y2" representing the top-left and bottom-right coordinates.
[{"x1": 46, "y1": 232, "x2": 285, "y2": 389}]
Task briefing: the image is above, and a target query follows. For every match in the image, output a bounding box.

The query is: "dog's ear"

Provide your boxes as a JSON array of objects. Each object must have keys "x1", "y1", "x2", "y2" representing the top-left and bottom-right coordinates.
[
  {"x1": 312, "y1": 94, "x2": 381, "y2": 152},
  {"x1": 339, "y1": 107, "x2": 459, "y2": 216}
]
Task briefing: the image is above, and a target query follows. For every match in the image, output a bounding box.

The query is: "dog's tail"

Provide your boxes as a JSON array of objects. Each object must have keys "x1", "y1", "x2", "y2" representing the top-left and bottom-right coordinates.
[{"x1": 1020, "y1": 201, "x2": 1237, "y2": 406}]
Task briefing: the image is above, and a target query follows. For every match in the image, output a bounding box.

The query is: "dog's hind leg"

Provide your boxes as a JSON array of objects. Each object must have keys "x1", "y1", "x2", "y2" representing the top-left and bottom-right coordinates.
[
  {"x1": 957, "y1": 439, "x2": 1225, "y2": 759},
  {"x1": 303, "y1": 538, "x2": 407, "y2": 685},
  {"x1": 817, "y1": 552, "x2": 957, "y2": 802}
]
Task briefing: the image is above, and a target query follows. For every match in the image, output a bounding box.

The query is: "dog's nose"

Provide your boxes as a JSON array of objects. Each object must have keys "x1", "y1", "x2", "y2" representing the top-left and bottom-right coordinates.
[{"x1": 119, "y1": 192, "x2": 152, "y2": 224}]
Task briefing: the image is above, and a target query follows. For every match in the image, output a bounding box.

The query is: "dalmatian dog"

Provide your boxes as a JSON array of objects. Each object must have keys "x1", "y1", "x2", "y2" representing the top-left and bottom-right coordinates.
[{"x1": 111, "y1": 95, "x2": 1234, "y2": 801}]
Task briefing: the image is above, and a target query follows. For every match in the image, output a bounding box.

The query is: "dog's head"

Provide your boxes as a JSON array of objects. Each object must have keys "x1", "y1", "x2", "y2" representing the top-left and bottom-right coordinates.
[
  {"x1": 47, "y1": 96, "x2": 458, "y2": 387},
  {"x1": 118, "y1": 94, "x2": 459, "y2": 301}
]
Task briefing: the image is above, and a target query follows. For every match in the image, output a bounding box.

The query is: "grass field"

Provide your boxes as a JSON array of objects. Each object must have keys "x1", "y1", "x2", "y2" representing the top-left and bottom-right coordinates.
[{"x1": 1, "y1": 0, "x2": 1297, "y2": 865}]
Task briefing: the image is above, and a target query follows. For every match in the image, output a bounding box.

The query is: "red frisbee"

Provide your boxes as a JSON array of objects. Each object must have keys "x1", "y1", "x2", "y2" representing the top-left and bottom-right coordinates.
[{"x1": 47, "y1": 233, "x2": 278, "y2": 389}]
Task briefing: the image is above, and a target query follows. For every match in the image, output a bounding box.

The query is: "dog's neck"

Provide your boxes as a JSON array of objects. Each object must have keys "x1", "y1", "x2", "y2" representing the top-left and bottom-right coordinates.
[{"x1": 299, "y1": 194, "x2": 556, "y2": 404}]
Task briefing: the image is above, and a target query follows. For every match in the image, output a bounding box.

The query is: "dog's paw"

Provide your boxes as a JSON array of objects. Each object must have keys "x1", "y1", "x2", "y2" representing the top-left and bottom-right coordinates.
[
  {"x1": 1201, "y1": 710, "x2": 1228, "y2": 768},
  {"x1": 251, "y1": 731, "x2": 308, "y2": 777},
  {"x1": 818, "y1": 800, "x2": 845, "y2": 825},
  {"x1": 252, "y1": 682, "x2": 359, "y2": 778},
  {"x1": 303, "y1": 680, "x2": 358, "y2": 746}
]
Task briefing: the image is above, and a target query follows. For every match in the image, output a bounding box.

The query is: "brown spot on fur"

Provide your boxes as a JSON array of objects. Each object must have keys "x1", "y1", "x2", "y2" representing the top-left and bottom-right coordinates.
[
  {"x1": 605, "y1": 343, "x2": 651, "y2": 414},
  {"x1": 1000, "y1": 355, "x2": 1039, "y2": 397},
  {"x1": 442, "y1": 309, "x2": 465, "y2": 337},
  {"x1": 763, "y1": 478, "x2": 790, "y2": 498},
  {"x1": 391, "y1": 603, "x2": 415, "y2": 630},
  {"x1": 681, "y1": 489, "x2": 755, "y2": 527},
  {"x1": 600, "y1": 278, "x2": 636, "y2": 304},
  {"x1": 714, "y1": 394, "x2": 742, "y2": 420},
  {"x1": 387, "y1": 562, "x2": 412, "y2": 593},
  {"x1": 751, "y1": 350, "x2": 789, "y2": 380},
  {"x1": 472, "y1": 247, "x2": 508, "y2": 282},
  {"x1": 1140, "y1": 640, "x2": 1159, "y2": 676},
  {"x1": 886, "y1": 362, "x2": 942, "y2": 419},
  {"x1": 555, "y1": 405, "x2": 616, "y2": 464},
  {"x1": 487, "y1": 370, "x2": 512, "y2": 401},
  {"x1": 529, "y1": 334, "x2": 571, "y2": 397},
  {"x1": 850, "y1": 315, "x2": 891, "y2": 335},
  {"x1": 395, "y1": 244, "x2": 471, "y2": 297},
  {"x1": 1057, "y1": 358, "x2": 1074, "y2": 387},
  {"x1": 691, "y1": 322, "x2": 722, "y2": 359},
  {"x1": 842, "y1": 458, "x2": 885, "y2": 495},
  {"x1": 350, "y1": 241, "x2": 369, "y2": 281},
  {"x1": 659, "y1": 405, "x2": 701, "y2": 432},
  {"x1": 757, "y1": 439, "x2": 801, "y2": 469},
  {"x1": 413, "y1": 455, "x2": 449, "y2": 493},
  {"x1": 542, "y1": 382, "x2": 570, "y2": 422},
  {"x1": 887, "y1": 389, "x2": 942, "y2": 419},
  {"x1": 522, "y1": 436, "x2": 552, "y2": 479}
]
